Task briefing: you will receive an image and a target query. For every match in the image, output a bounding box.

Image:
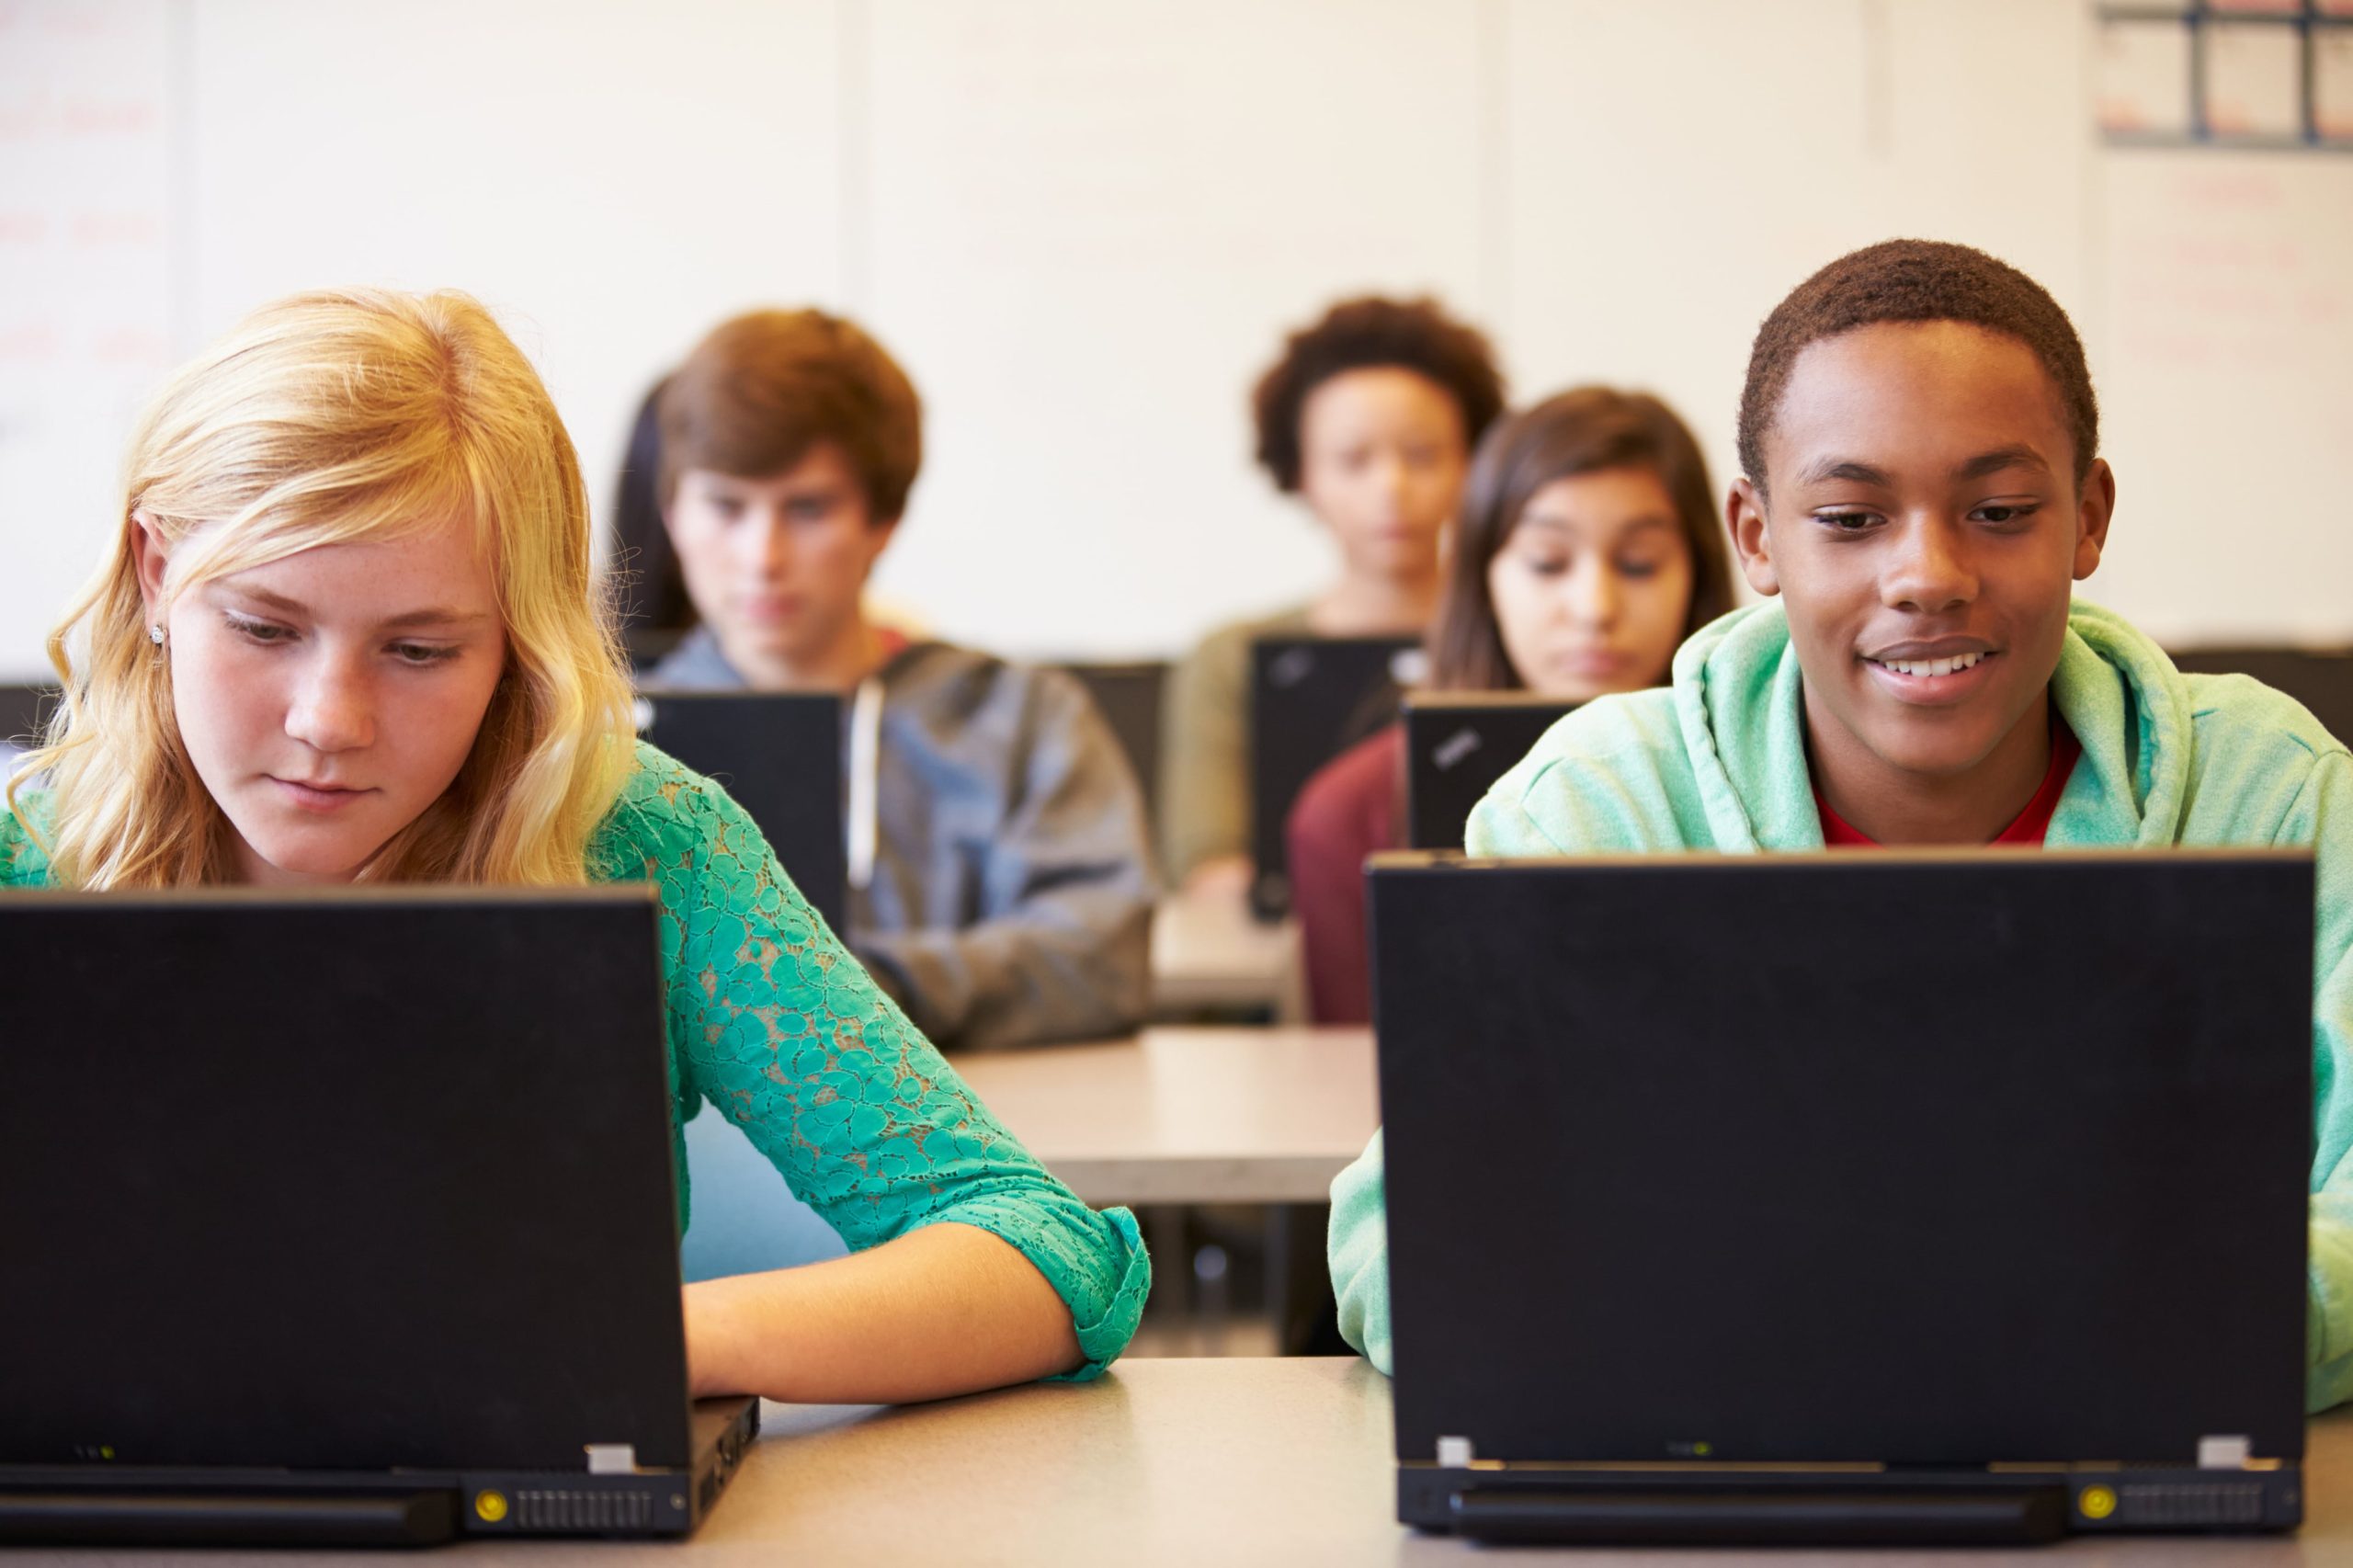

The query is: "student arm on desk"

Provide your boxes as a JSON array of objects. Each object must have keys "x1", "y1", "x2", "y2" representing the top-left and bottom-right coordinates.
[
  {"x1": 851, "y1": 670, "x2": 1155, "y2": 1051},
  {"x1": 605, "y1": 751, "x2": 1151, "y2": 1390}
]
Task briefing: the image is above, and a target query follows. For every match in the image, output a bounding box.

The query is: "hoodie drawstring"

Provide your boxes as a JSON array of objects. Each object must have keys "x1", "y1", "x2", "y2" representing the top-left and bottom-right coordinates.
[{"x1": 847, "y1": 674, "x2": 883, "y2": 892}]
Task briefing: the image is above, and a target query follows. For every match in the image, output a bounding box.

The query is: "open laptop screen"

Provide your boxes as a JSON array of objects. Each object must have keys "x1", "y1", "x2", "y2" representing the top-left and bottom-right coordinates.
[
  {"x1": 1248, "y1": 635, "x2": 1420, "y2": 919},
  {"x1": 1370, "y1": 851, "x2": 2312, "y2": 1468},
  {"x1": 0, "y1": 887, "x2": 692, "y2": 1473},
  {"x1": 1400, "y1": 693, "x2": 1574, "y2": 851},
  {"x1": 634, "y1": 691, "x2": 847, "y2": 936}
]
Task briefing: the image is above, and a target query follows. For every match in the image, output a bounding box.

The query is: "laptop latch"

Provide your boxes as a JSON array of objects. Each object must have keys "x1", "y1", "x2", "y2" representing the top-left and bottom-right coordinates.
[
  {"x1": 2198, "y1": 1435, "x2": 2251, "y2": 1471},
  {"x1": 585, "y1": 1444, "x2": 638, "y2": 1476}
]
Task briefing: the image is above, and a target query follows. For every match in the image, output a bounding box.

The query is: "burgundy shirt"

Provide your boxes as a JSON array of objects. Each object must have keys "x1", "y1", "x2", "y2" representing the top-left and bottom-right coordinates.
[
  {"x1": 1286, "y1": 725, "x2": 1407, "y2": 1025},
  {"x1": 1816, "y1": 723, "x2": 2083, "y2": 848}
]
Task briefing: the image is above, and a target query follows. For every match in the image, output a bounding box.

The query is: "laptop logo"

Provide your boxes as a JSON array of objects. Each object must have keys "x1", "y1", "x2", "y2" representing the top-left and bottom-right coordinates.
[
  {"x1": 1270, "y1": 648, "x2": 1316, "y2": 687},
  {"x1": 1433, "y1": 727, "x2": 1482, "y2": 770},
  {"x1": 632, "y1": 698, "x2": 657, "y2": 732}
]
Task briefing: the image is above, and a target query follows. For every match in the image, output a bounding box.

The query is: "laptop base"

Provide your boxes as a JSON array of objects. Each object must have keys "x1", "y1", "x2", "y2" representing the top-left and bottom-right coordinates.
[
  {"x1": 0, "y1": 1399, "x2": 759, "y2": 1548},
  {"x1": 1400, "y1": 1460, "x2": 2301, "y2": 1544}
]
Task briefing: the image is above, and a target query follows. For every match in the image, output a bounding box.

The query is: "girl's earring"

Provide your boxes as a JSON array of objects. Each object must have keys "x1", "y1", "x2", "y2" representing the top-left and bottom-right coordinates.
[{"x1": 149, "y1": 623, "x2": 165, "y2": 647}]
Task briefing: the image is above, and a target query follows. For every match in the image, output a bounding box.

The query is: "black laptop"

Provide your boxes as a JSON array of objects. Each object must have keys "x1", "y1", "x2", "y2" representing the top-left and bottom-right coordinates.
[
  {"x1": 1248, "y1": 635, "x2": 1421, "y2": 918},
  {"x1": 0, "y1": 887, "x2": 757, "y2": 1547},
  {"x1": 1400, "y1": 692, "x2": 1575, "y2": 851},
  {"x1": 1368, "y1": 849, "x2": 2312, "y2": 1545},
  {"x1": 633, "y1": 690, "x2": 847, "y2": 935}
]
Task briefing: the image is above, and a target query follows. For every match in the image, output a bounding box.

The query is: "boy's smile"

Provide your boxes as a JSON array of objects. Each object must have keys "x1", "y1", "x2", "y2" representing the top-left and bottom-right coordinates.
[
  {"x1": 1730, "y1": 320, "x2": 2116, "y2": 843},
  {"x1": 1859, "y1": 634, "x2": 1996, "y2": 704}
]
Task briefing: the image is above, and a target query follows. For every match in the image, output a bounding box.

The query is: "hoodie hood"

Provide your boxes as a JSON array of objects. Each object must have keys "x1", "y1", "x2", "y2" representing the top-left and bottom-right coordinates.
[{"x1": 1670, "y1": 598, "x2": 2197, "y2": 853}]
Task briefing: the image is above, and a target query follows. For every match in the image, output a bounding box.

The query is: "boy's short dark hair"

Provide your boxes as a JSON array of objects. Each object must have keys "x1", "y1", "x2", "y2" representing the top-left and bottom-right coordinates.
[
  {"x1": 1251, "y1": 296, "x2": 1506, "y2": 493},
  {"x1": 658, "y1": 310, "x2": 922, "y2": 521},
  {"x1": 1736, "y1": 239, "x2": 2099, "y2": 494}
]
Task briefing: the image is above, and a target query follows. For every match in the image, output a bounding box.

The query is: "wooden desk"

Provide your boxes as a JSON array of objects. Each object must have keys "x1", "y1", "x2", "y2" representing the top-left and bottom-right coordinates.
[
  {"x1": 948, "y1": 1026, "x2": 1376, "y2": 1205},
  {"x1": 31, "y1": 1360, "x2": 2344, "y2": 1564},
  {"x1": 1148, "y1": 886, "x2": 1304, "y2": 1021}
]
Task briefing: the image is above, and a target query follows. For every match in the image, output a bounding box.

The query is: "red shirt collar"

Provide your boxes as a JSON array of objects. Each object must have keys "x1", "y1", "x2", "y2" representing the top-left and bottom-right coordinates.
[{"x1": 1816, "y1": 722, "x2": 2083, "y2": 849}]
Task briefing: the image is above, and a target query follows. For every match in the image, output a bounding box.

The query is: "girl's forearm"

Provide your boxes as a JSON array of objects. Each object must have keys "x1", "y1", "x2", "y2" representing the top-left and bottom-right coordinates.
[{"x1": 682, "y1": 1221, "x2": 1084, "y2": 1404}]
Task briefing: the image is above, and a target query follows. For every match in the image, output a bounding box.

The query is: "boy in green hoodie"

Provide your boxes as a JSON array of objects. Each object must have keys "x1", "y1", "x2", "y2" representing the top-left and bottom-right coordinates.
[{"x1": 1328, "y1": 239, "x2": 2353, "y2": 1413}]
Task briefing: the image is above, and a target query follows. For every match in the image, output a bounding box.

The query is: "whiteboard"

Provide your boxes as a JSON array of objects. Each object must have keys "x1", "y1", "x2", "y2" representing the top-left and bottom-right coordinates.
[{"x1": 2091, "y1": 152, "x2": 2353, "y2": 646}]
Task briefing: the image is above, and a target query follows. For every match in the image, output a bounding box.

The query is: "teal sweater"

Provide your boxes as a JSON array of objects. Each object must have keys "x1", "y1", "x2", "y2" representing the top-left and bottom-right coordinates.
[
  {"x1": 1329, "y1": 600, "x2": 2353, "y2": 1412},
  {"x1": 2, "y1": 743, "x2": 1150, "y2": 1377}
]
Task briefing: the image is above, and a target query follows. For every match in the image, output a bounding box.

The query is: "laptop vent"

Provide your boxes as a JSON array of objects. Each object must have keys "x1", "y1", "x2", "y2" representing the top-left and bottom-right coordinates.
[
  {"x1": 516, "y1": 1487, "x2": 655, "y2": 1534},
  {"x1": 2117, "y1": 1481, "x2": 2266, "y2": 1527}
]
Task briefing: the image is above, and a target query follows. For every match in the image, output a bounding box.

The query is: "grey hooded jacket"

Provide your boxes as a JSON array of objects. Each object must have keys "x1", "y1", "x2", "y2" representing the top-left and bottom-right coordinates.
[{"x1": 649, "y1": 628, "x2": 1157, "y2": 1051}]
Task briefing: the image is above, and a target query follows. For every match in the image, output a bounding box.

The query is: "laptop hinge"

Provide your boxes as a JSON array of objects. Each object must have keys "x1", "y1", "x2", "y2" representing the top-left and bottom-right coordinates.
[
  {"x1": 1446, "y1": 1483, "x2": 2070, "y2": 1546},
  {"x1": 0, "y1": 1487, "x2": 460, "y2": 1548}
]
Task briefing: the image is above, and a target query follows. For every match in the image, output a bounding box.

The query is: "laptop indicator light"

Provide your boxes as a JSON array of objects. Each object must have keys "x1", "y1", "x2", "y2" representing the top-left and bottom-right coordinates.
[{"x1": 474, "y1": 1490, "x2": 508, "y2": 1523}]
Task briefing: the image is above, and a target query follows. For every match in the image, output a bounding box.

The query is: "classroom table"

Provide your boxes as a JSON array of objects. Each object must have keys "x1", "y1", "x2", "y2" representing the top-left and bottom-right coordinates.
[
  {"x1": 32, "y1": 1359, "x2": 2346, "y2": 1565},
  {"x1": 946, "y1": 1025, "x2": 1376, "y2": 1205},
  {"x1": 1147, "y1": 885, "x2": 1304, "y2": 1022}
]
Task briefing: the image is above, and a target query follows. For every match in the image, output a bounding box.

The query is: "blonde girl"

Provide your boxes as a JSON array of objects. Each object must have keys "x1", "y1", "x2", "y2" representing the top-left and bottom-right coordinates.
[{"x1": 2, "y1": 289, "x2": 1147, "y2": 1403}]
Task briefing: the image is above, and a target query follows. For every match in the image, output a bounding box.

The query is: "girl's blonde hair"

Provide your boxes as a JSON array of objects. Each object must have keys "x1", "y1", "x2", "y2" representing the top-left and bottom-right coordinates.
[{"x1": 10, "y1": 288, "x2": 636, "y2": 888}]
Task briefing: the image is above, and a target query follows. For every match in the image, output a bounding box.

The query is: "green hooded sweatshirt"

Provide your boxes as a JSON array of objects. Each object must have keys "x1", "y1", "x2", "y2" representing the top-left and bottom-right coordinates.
[{"x1": 1328, "y1": 598, "x2": 2353, "y2": 1414}]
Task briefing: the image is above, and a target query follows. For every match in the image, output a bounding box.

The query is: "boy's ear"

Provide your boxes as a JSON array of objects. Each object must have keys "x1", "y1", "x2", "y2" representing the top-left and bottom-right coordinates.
[
  {"x1": 2072, "y1": 459, "x2": 2116, "y2": 583},
  {"x1": 1728, "y1": 479, "x2": 1780, "y2": 597}
]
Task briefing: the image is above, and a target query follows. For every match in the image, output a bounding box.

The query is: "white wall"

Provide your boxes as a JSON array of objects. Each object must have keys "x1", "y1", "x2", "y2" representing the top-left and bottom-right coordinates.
[
  {"x1": 1500, "y1": 0, "x2": 2094, "y2": 509},
  {"x1": 859, "y1": 0, "x2": 1490, "y2": 655},
  {"x1": 0, "y1": 0, "x2": 178, "y2": 675},
  {"x1": 4, "y1": 0, "x2": 2348, "y2": 677}
]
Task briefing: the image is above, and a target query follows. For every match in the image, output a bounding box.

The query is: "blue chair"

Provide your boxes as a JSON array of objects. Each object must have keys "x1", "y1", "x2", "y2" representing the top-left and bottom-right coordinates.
[{"x1": 678, "y1": 1101, "x2": 847, "y2": 1282}]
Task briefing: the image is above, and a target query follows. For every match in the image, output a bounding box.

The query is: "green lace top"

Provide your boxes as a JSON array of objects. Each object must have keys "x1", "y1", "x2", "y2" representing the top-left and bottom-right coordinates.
[{"x1": 0, "y1": 743, "x2": 1149, "y2": 1377}]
